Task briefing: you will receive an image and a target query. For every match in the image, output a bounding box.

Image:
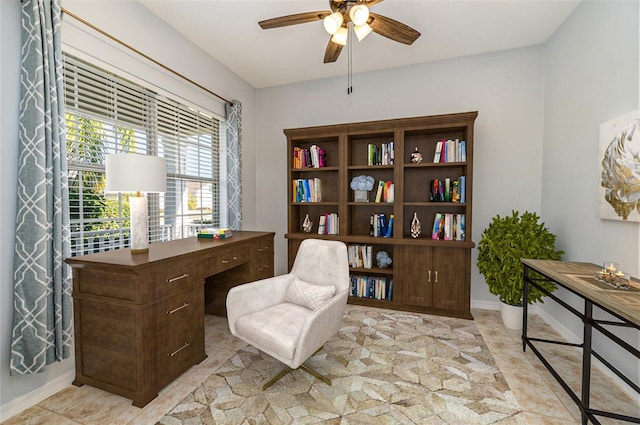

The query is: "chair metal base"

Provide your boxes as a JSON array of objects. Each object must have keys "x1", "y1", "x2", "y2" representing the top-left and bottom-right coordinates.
[{"x1": 262, "y1": 363, "x2": 331, "y2": 390}]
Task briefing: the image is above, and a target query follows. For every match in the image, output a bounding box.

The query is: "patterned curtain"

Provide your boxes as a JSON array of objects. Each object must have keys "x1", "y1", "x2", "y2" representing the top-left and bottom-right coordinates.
[
  {"x1": 11, "y1": 0, "x2": 72, "y2": 375},
  {"x1": 225, "y1": 100, "x2": 242, "y2": 230}
]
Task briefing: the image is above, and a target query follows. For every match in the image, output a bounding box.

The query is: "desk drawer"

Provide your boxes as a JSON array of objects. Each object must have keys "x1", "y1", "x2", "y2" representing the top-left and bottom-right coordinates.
[
  {"x1": 150, "y1": 261, "x2": 194, "y2": 299},
  {"x1": 155, "y1": 289, "x2": 196, "y2": 386},
  {"x1": 201, "y1": 245, "x2": 250, "y2": 277}
]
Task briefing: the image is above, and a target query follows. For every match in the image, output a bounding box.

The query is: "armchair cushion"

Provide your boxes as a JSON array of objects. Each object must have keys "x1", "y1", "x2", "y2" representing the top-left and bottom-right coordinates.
[
  {"x1": 283, "y1": 277, "x2": 336, "y2": 310},
  {"x1": 235, "y1": 302, "x2": 312, "y2": 361}
]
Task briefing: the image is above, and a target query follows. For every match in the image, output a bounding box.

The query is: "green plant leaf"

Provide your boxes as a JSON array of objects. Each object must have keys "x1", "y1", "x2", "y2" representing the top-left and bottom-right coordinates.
[{"x1": 477, "y1": 210, "x2": 564, "y2": 305}]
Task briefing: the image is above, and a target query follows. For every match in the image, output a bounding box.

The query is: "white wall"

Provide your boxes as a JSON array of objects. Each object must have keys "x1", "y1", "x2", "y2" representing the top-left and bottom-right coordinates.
[
  {"x1": 256, "y1": 46, "x2": 546, "y2": 305},
  {"x1": 0, "y1": 0, "x2": 258, "y2": 418},
  {"x1": 541, "y1": 0, "x2": 639, "y2": 385}
]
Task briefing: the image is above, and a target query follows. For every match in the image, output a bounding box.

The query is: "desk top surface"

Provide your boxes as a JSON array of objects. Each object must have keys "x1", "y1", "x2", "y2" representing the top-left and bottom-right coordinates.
[
  {"x1": 65, "y1": 230, "x2": 275, "y2": 268},
  {"x1": 521, "y1": 259, "x2": 640, "y2": 327}
]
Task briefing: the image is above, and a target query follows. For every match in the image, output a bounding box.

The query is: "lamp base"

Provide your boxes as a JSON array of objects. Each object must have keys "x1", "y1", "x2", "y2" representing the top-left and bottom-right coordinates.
[{"x1": 130, "y1": 195, "x2": 149, "y2": 252}]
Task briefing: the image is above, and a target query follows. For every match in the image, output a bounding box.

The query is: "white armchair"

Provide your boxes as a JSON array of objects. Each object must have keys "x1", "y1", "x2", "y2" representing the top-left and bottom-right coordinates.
[{"x1": 226, "y1": 239, "x2": 349, "y2": 389}]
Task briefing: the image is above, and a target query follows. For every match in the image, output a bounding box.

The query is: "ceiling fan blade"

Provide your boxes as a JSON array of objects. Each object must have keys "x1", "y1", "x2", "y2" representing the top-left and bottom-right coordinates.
[
  {"x1": 324, "y1": 38, "x2": 343, "y2": 63},
  {"x1": 368, "y1": 12, "x2": 420, "y2": 45},
  {"x1": 259, "y1": 11, "x2": 331, "y2": 29}
]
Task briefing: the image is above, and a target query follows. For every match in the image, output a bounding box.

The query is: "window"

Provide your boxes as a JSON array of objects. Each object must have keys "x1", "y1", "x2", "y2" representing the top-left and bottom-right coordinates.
[{"x1": 63, "y1": 54, "x2": 222, "y2": 256}]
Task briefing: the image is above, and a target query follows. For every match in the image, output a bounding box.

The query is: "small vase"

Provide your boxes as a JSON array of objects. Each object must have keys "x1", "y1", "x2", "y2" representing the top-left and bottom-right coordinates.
[
  {"x1": 410, "y1": 211, "x2": 421, "y2": 238},
  {"x1": 410, "y1": 147, "x2": 423, "y2": 164},
  {"x1": 302, "y1": 214, "x2": 312, "y2": 233},
  {"x1": 354, "y1": 190, "x2": 369, "y2": 202}
]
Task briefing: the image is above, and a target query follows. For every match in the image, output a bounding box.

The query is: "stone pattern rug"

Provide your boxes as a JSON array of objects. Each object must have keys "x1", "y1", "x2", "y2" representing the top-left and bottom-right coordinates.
[{"x1": 157, "y1": 306, "x2": 523, "y2": 424}]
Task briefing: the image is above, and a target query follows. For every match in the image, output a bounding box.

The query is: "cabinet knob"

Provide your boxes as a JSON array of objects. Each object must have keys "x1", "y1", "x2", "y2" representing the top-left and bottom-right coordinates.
[
  {"x1": 428, "y1": 270, "x2": 431, "y2": 282},
  {"x1": 435, "y1": 270, "x2": 439, "y2": 283}
]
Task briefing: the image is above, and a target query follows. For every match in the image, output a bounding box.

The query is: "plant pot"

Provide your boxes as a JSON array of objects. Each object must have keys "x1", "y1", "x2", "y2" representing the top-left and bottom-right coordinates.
[
  {"x1": 353, "y1": 190, "x2": 369, "y2": 202},
  {"x1": 500, "y1": 301, "x2": 523, "y2": 330}
]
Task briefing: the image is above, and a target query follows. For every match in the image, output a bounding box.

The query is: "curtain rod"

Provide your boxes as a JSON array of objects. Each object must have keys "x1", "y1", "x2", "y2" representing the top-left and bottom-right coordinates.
[{"x1": 61, "y1": 7, "x2": 233, "y2": 106}]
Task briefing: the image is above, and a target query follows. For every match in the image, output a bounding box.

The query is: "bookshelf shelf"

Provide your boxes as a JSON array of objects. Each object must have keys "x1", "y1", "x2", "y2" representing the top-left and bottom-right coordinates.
[{"x1": 285, "y1": 112, "x2": 477, "y2": 319}]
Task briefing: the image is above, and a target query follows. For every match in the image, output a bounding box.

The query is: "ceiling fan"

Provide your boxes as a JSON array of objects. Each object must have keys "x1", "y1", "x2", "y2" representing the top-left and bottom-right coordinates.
[{"x1": 258, "y1": 0, "x2": 421, "y2": 64}]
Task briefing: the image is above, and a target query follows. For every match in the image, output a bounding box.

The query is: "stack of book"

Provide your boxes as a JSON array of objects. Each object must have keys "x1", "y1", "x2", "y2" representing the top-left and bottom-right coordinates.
[
  {"x1": 374, "y1": 180, "x2": 394, "y2": 203},
  {"x1": 370, "y1": 213, "x2": 394, "y2": 238},
  {"x1": 433, "y1": 139, "x2": 467, "y2": 163},
  {"x1": 347, "y1": 244, "x2": 373, "y2": 268},
  {"x1": 350, "y1": 274, "x2": 393, "y2": 300},
  {"x1": 292, "y1": 144, "x2": 326, "y2": 168},
  {"x1": 367, "y1": 141, "x2": 394, "y2": 165},
  {"x1": 292, "y1": 178, "x2": 322, "y2": 202},
  {"x1": 430, "y1": 176, "x2": 465, "y2": 203},
  {"x1": 431, "y1": 213, "x2": 465, "y2": 241},
  {"x1": 197, "y1": 227, "x2": 233, "y2": 239},
  {"x1": 317, "y1": 213, "x2": 339, "y2": 235}
]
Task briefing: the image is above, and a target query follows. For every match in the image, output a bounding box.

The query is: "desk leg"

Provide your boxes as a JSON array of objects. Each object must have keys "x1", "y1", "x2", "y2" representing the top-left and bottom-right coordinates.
[
  {"x1": 581, "y1": 300, "x2": 593, "y2": 425},
  {"x1": 522, "y1": 265, "x2": 529, "y2": 352}
]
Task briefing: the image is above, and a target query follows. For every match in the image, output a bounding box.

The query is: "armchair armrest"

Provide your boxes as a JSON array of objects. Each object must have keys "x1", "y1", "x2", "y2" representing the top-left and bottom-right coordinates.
[
  {"x1": 227, "y1": 273, "x2": 294, "y2": 334},
  {"x1": 292, "y1": 288, "x2": 349, "y2": 367}
]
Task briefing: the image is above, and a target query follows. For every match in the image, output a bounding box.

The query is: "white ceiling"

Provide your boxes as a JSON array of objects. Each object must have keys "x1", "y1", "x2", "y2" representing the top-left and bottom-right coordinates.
[{"x1": 138, "y1": 0, "x2": 581, "y2": 89}]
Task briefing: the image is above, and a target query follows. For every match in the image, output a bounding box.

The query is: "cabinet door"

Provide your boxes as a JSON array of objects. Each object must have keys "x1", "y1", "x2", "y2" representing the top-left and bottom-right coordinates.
[
  {"x1": 431, "y1": 247, "x2": 470, "y2": 312},
  {"x1": 401, "y1": 246, "x2": 470, "y2": 314},
  {"x1": 401, "y1": 246, "x2": 433, "y2": 308}
]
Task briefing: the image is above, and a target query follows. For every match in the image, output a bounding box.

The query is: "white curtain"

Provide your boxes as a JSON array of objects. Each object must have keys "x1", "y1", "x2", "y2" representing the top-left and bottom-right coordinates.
[{"x1": 11, "y1": 0, "x2": 72, "y2": 375}]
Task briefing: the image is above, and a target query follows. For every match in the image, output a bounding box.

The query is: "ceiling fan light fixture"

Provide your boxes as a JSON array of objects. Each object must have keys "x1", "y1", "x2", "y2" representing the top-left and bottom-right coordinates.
[
  {"x1": 349, "y1": 4, "x2": 369, "y2": 26},
  {"x1": 323, "y1": 11, "x2": 343, "y2": 35},
  {"x1": 331, "y1": 25, "x2": 349, "y2": 46},
  {"x1": 354, "y1": 23, "x2": 372, "y2": 41}
]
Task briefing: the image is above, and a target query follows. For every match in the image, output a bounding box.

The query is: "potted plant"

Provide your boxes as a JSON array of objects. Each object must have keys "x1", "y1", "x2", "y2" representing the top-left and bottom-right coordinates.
[{"x1": 477, "y1": 210, "x2": 564, "y2": 330}]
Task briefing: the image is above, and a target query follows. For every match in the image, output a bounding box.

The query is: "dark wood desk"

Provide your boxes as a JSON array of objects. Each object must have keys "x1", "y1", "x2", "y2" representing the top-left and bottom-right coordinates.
[
  {"x1": 66, "y1": 231, "x2": 274, "y2": 407},
  {"x1": 521, "y1": 259, "x2": 640, "y2": 424}
]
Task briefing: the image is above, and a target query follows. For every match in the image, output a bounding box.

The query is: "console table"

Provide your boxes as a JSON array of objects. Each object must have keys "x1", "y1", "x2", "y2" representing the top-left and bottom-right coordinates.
[
  {"x1": 521, "y1": 259, "x2": 640, "y2": 424},
  {"x1": 66, "y1": 231, "x2": 274, "y2": 407}
]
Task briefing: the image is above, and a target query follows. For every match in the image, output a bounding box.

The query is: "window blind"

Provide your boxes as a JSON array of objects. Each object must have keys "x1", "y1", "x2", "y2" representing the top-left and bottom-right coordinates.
[{"x1": 63, "y1": 54, "x2": 220, "y2": 256}]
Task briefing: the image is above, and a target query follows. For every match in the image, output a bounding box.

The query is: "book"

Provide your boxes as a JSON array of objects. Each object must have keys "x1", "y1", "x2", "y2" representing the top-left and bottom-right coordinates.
[
  {"x1": 444, "y1": 213, "x2": 452, "y2": 240},
  {"x1": 459, "y1": 176, "x2": 466, "y2": 203},
  {"x1": 433, "y1": 140, "x2": 443, "y2": 163},
  {"x1": 432, "y1": 213, "x2": 442, "y2": 240},
  {"x1": 374, "y1": 180, "x2": 384, "y2": 203},
  {"x1": 198, "y1": 227, "x2": 232, "y2": 239},
  {"x1": 385, "y1": 214, "x2": 394, "y2": 238},
  {"x1": 444, "y1": 178, "x2": 451, "y2": 202},
  {"x1": 317, "y1": 214, "x2": 326, "y2": 235}
]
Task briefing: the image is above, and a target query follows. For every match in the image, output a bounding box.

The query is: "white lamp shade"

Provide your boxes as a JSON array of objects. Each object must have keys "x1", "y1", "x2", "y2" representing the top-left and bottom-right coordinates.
[
  {"x1": 349, "y1": 4, "x2": 369, "y2": 26},
  {"x1": 354, "y1": 23, "x2": 372, "y2": 41},
  {"x1": 323, "y1": 11, "x2": 343, "y2": 35},
  {"x1": 105, "y1": 153, "x2": 167, "y2": 193},
  {"x1": 331, "y1": 26, "x2": 349, "y2": 46}
]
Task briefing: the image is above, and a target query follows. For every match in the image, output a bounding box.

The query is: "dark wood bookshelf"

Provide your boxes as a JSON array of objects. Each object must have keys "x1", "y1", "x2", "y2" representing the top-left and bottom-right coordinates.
[{"x1": 285, "y1": 112, "x2": 477, "y2": 319}]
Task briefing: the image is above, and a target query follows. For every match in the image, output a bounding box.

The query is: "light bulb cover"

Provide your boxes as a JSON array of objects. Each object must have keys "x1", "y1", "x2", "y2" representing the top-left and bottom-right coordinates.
[
  {"x1": 323, "y1": 11, "x2": 343, "y2": 35},
  {"x1": 354, "y1": 23, "x2": 372, "y2": 41},
  {"x1": 331, "y1": 25, "x2": 349, "y2": 46},
  {"x1": 349, "y1": 4, "x2": 369, "y2": 26}
]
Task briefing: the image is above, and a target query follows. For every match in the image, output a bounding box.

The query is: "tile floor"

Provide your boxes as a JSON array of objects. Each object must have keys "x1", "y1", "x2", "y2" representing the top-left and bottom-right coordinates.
[{"x1": 2, "y1": 308, "x2": 638, "y2": 425}]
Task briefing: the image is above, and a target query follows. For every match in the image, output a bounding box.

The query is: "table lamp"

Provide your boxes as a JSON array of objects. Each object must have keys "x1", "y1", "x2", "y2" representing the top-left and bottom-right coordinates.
[{"x1": 105, "y1": 153, "x2": 167, "y2": 252}]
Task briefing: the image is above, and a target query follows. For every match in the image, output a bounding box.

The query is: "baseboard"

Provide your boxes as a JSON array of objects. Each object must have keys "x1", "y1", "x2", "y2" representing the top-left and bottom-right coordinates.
[
  {"x1": 535, "y1": 308, "x2": 640, "y2": 404},
  {"x1": 0, "y1": 370, "x2": 75, "y2": 422}
]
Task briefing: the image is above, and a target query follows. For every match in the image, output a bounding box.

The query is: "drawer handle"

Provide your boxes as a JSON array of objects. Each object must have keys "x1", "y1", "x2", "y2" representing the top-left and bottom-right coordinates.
[
  {"x1": 166, "y1": 302, "x2": 189, "y2": 315},
  {"x1": 222, "y1": 256, "x2": 238, "y2": 264},
  {"x1": 168, "y1": 342, "x2": 190, "y2": 357},
  {"x1": 166, "y1": 273, "x2": 189, "y2": 283}
]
